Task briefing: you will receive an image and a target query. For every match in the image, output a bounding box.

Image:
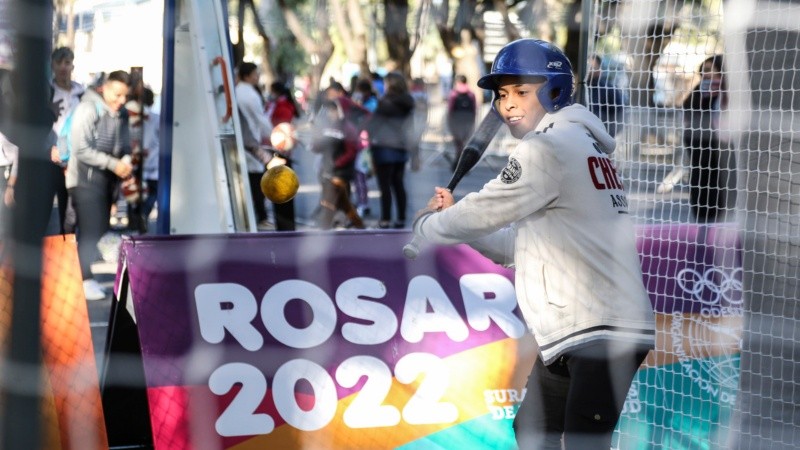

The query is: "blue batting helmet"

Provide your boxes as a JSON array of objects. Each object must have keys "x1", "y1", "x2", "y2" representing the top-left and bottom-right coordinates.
[{"x1": 478, "y1": 39, "x2": 574, "y2": 113}]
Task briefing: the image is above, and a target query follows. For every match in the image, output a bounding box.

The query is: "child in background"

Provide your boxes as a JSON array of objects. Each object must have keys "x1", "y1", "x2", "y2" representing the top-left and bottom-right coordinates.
[
  {"x1": 311, "y1": 100, "x2": 364, "y2": 229},
  {"x1": 352, "y1": 78, "x2": 378, "y2": 217}
]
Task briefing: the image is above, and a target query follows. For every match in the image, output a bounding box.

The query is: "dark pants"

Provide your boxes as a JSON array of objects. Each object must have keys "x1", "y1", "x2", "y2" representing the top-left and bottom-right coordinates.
[
  {"x1": 273, "y1": 160, "x2": 296, "y2": 231},
  {"x1": 686, "y1": 139, "x2": 736, "y2": 223},
  {"x1": 353, "y1": 170, "x2": 369, "y2": 208},
  {"x1": 513, "y1": 340, "x2": 650, "y2": 450},
  {"x1": 248, "y1": 171, "x2": 268, "y2": 223},
  {"x1": 374, "y1": 162, "x2": 407, "y2": 225},
  {"x1": 70, "y1": 184, "x2": 114, "y2": 280},
  {"x1": 142, "y1": 179, "x2": 158, "y2": 221},
  {"x1": 49, "y1": 163, "x2": 76, "y2": 234}
]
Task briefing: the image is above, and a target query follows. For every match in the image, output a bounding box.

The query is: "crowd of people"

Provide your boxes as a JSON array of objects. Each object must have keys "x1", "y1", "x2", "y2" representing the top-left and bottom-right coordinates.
[
  {"x1": 1, "y1": 51, "x2": 441, "y2": 300},
  {"x1": 300, "y1": 71, "x2": 427, "y2": 230},
  {"x1": 0, "y1": 41, "x2": 732, "y2": 305},
  {"x1": 0, "y1": 47, "x2": 161, "y2": 300},
  {"x1": 0, "y1": 47, "x2": 436, "y2": 300},
  {"x1": 234, "y1": 65, "x2": 426, "y2": 231}
]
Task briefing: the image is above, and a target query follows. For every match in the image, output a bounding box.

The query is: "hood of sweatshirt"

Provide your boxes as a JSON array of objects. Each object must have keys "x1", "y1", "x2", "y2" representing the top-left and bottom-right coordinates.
[
  {"x1": 82, "y1": 88, "x2": 124, "y2": 117},
  {"x1": 537, "y1": 103, "x2": 616, "y2": 154}
]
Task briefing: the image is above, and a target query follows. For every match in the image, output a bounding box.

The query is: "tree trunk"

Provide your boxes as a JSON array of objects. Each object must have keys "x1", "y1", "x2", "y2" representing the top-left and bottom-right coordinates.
[
  {"x1": 563, "y1": 0, "x2": 581, "y2": 72},
  {"x1": 618, "y1": 0, "x2": 677, "y2": 107},
  {"x1": 383, "y1": 0, "x2": 411, "y2": 76},
  {"x1": 244, "y1": 0, "x2": 275, "y2": 84},
  {"x1": 65, "y1": 0, "x2": 76, "y2": 49},
  {"x1": 453, "y1": 29, "x2": 484, "y2": 105},
  {"x1": 276, "y1": 0, "x2": 333, "y2": 99},
  {"x1": 432, "y1": 0, "x2": 455, "y2": 57},
  {"x1": 493, "y1": 0, "x2": 521, "y2": 41},
  {"x1": 53, "y1": 0, "x2": 77, "y2": 48},
  {"x1": 330, "y1": 0, "x2": 369, "y2": 77},
  {"x1": 232, "y1": 0, "x2": 246, "y2": 68}
]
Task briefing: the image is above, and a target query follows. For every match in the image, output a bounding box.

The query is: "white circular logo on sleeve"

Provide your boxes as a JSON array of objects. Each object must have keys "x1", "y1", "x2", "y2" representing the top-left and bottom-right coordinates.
[{"x1": 501, "y1": 158, "x2": 522, "y2": 184}]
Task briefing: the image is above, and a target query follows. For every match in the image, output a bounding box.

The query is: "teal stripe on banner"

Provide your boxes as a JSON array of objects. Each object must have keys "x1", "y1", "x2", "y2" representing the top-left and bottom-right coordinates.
[
  {"x1": 397, "y1": 414, "x2": 518, "y2": 450},
  {"x1": 615, "y1": 354, "x2": 740, "y2": 450},
  {"x1": 398, "y1": 354, "x2": 739, "y2": 450}
]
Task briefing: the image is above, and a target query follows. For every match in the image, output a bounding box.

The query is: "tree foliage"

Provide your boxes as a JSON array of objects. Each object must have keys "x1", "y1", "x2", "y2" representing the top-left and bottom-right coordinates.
[{"x1": 229, "y1": 0, "x2": 712, "y2": 110}]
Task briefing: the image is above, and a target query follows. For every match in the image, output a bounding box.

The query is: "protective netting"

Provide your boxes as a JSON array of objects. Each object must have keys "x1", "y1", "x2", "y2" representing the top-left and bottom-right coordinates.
[
  {"x1": 3, "y1": 0, "x2": 797, "y2": 448},
  {"x1": 588, "y1": 0, "x2": 800, "y2": 448}
]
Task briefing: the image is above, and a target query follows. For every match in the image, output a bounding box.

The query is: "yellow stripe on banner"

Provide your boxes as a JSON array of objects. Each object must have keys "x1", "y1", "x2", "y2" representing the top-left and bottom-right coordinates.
[{"x1": 232, "y1": 335, "x2": 537, "y2": 450}]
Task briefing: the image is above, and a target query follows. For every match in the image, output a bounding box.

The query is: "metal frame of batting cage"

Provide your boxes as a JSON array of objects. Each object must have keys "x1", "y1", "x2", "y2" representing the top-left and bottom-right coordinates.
[{"x1": 0, "y1": 0, "x2": 52, "y2": 449}]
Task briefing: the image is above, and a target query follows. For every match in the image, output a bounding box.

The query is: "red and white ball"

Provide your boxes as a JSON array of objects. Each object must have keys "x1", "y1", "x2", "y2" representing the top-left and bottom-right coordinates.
[{"x1": 270, "y1": 122, "x2": 296, "y2": 152}]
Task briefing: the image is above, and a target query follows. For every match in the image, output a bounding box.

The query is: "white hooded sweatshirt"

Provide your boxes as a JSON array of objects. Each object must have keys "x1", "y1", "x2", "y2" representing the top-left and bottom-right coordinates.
[{"x1": 414, "y1": 104, "x2": 655, "y2": 365}]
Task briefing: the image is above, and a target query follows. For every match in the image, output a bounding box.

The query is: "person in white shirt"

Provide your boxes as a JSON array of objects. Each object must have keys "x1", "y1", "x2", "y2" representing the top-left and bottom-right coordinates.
[
  {"x1": 413, "y1": 39, "x2": 655, "y2": 449},
  {"x1": 49, "y1": 47, "x2": 83, "y2": 234},
  {"x1": 234, "y1": 62, "x2": 272, "y2": 229}
]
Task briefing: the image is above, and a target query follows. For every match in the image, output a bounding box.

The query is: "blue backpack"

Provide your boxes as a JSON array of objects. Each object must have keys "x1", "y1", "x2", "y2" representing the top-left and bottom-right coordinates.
[{"x1": 57, "y1": 101, "x2": 102, "y2": 164}]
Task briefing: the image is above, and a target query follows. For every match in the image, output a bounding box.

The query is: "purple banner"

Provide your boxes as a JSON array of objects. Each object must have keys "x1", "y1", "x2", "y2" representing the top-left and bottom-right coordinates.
[
  {"x1": 637, "y1": 223, "x2": 741, "y2": 314},
  {"x1": 119, "y1": 230, "x2": 522, "y2": 388},
  {"x1": 115, "y1": 223, "x2": 743, "y2": 449},
  {"x1": 119, "y1": 224, "x2": 743, "y2": 388}
]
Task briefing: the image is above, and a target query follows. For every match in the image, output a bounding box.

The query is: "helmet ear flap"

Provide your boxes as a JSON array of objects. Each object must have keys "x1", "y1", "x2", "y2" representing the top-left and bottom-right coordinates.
[
  {"x1": 536, "y1": 74, "x2": 574, "y2": 113},
  {"x1": 536, "y1": 84, "x2": 557, "y2": 113}
]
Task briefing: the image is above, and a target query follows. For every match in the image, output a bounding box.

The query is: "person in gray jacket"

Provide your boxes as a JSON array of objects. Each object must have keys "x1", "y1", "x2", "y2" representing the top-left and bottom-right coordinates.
[
  {"x1": 66, "y1": 70, "x2": 132, "y2": 301},
  {"x1": 413, "y1": 39, "x2": 655, "y2": 449},
  {"x1": 366, "y1": 72, "x2": 419, "y2": 229}
]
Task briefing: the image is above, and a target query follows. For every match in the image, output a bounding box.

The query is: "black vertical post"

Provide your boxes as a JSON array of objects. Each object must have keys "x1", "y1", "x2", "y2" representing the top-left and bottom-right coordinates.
[
  {"x1": 575, "y1": 0, "x2": 593, "y2": 106},
  {"x1": 156, "y1": 0, "x2": 176, "y2": 235},
  {"x1": 1, "y1": 0, "x2": 53, "y2": 449},
  {"x1": 128, "y1": 65, "x2": 147, "y2": 234}
]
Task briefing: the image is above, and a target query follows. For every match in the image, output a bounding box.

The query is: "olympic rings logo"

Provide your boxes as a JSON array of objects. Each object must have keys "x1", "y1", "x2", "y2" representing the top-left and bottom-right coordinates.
[{"x1": 676, "y1": 267, "x2": 743, "y2": 306}]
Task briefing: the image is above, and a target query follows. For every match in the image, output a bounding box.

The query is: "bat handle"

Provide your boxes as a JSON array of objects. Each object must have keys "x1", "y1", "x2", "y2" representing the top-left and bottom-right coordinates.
[
  {"x1": 403, "y1": 236, "x2": 422, "y2": 260},
  {"x1": 403, "y1": 188, "x2": 452, "y2": 260}
]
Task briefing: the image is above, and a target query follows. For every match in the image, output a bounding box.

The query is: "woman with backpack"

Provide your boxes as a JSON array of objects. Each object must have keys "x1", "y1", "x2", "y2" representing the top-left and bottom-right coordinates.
[{"x1": 445, "y1": 74, "x2": 477, "y2": 172}]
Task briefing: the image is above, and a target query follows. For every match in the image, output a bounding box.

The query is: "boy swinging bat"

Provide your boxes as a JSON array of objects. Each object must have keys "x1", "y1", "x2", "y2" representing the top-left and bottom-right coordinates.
[{"x1": 411, "y1": 39, "x2": 656, "y2": 449}]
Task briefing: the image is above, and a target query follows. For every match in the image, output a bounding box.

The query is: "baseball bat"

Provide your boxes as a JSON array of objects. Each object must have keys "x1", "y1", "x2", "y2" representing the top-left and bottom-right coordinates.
[{"x1": 403, "y1": 107, "x2": 504, "y2": 259}]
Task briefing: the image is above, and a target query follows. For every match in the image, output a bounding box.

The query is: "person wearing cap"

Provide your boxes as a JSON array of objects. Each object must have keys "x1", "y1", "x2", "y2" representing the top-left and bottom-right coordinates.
[{"x1": 412, "y1": 39, "x2": 655, "y2": 449}]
